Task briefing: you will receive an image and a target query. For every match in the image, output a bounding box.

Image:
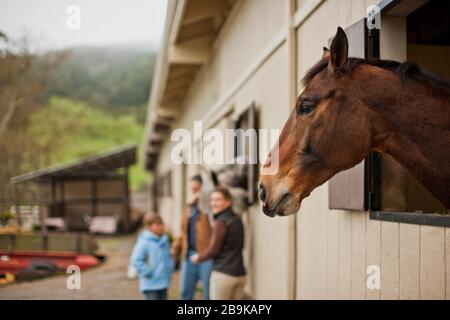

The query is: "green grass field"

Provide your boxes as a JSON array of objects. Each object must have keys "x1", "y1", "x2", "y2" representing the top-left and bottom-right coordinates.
[{"x1": 29, "y1": 96, "x2": 149, "y2": 190}]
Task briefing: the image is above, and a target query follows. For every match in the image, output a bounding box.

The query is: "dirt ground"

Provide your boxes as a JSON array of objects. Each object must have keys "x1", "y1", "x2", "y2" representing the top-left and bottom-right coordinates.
[{"x1": 0, "y1": 233, "x2": 203, "y2": 300}]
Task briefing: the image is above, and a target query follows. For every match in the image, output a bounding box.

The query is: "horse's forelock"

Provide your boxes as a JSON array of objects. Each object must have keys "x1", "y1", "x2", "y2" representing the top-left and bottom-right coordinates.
[{"x1": 302, "y1": 58, "x2": 329, "y2": 87}]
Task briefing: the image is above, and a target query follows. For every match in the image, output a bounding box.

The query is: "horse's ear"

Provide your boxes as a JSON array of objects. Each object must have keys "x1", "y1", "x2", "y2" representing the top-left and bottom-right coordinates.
[
  {"x1": 322, "y1": 47, "x2": 330, "y2": 59},
  {"x1": 329, "y1": 27, "x2": 348, "y2": 73}
]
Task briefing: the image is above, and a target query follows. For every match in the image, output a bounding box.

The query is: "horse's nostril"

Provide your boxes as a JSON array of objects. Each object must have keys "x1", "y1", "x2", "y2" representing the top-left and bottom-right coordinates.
[{"x1": 259, "y1": 185, "x2": 267, "y2": 203}]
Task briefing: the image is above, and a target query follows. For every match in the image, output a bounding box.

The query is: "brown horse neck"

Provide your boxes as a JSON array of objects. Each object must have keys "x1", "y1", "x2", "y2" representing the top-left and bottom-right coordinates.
[{"x1": 354, "y1": 67, "x2": 450, "y2": 208}]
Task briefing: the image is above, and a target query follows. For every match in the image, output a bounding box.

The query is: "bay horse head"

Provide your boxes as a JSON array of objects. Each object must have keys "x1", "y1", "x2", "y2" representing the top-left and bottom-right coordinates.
[{"x1": 259, "y1": 27, "x2": 376, "y2": 217}]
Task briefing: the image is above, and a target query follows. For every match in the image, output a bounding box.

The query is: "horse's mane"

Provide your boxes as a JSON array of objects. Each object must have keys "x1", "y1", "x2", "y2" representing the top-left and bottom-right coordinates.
[
  {"x1": 302, "y1": 57, "x2": 450, "y2": 94},
  {"x1": 302, "y1": 58, "x2": 329, "y2": 86}
]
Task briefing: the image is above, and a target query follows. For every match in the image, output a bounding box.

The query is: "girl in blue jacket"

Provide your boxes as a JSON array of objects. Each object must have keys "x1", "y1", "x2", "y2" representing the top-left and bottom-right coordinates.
[{"x1": 131, "y1": 213, "x2": 174, "y2": 300}]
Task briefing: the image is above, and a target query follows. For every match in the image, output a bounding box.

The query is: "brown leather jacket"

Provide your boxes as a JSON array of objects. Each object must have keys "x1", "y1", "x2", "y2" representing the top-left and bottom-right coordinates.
[{"x1": 177, "y1": 206, "x2": 212, "y2": 260}]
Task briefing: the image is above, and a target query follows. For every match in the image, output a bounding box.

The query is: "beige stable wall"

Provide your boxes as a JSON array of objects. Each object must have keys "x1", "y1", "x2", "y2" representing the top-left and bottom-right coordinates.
[
  {"x1": 156, "y1": 140, "x2": 184, "y2": 238},
  {"x1": 216, "y1": 0, "x2": 288, "y2": 95},
  {"x1": 230, "y1": 43, "x2": 291, "y2": 299},
  {"x1": 295, "y1": 1, "x2": 450, "y2": 300},
  {"x1": 155, "y1": 0, "x2": 291, "y2": 299},
  {"x1": 295, "y1": 0, "x2": 378, "y2": 299},
  {"x1": 154, "y1": 0, "x2": 450, "y2": 300}
]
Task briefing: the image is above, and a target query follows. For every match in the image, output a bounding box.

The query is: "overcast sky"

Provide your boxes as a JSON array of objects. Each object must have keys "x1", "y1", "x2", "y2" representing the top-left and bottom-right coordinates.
[{"x1": 0, "y1": 0, "x2": 167, "y2": 52}]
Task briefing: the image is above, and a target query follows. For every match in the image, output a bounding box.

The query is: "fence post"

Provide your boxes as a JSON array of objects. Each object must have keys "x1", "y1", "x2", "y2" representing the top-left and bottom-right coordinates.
[{"x1": 13, "y1": 184, "x2": 22, "y2": 227}]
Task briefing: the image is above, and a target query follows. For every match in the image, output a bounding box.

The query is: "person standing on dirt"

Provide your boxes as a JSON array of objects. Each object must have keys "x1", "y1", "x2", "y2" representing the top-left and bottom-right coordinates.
[
  {"x1": 173, "y1": 174, "x2": 213, "y2": 300},
  {"x1": 131, "y1": 213, "x2": 174, "y2": 300}
]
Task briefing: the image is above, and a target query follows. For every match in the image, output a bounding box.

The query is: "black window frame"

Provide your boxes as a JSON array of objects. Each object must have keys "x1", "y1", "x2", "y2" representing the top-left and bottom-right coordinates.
[{"x1": 233, "y1": 102, "x2": 259, "y2": 205}]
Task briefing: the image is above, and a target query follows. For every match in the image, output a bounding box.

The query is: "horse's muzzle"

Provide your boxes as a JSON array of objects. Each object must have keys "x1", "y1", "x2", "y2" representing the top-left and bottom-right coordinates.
[{"x1": 259, "y1": 184, "x2": 292, "y2": 217}]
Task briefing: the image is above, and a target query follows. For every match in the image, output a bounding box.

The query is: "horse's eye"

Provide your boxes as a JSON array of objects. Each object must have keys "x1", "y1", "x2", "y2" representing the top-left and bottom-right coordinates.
[{"x1": 297, "y1": 100, "x2": 315, "y2": 116}]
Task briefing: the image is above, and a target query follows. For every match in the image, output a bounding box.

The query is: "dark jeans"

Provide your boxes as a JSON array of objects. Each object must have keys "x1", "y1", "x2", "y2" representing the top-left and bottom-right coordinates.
[{"x1": 143, "y1": 289, "x2": 167, "y2": 300}]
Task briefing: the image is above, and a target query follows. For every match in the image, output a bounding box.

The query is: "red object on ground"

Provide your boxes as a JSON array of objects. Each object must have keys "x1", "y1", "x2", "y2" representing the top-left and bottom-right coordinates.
[{"x1": 0, "y1": 250, "x2": 99, "y2": 275}]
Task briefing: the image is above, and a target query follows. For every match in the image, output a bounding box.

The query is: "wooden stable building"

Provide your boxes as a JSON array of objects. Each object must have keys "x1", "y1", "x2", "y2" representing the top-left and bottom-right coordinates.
[
  {"x1": 144, "y1": 0, "x2": 450, "y2": 299},
  {"x1": 11, "y1": 144, "x2": 136, "y2": 233}
]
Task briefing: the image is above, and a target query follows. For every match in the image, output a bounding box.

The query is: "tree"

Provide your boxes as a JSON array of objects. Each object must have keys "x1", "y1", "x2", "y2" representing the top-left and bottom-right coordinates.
[{"x1": 0, "y1": 32, "x2": 66, "y2": 207}]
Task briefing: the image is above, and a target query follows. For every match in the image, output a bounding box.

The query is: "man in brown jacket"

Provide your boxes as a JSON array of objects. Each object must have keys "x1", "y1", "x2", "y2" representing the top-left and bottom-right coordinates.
[{"x1": 176, "y1": 175, "x2": 212, "y2": 300}]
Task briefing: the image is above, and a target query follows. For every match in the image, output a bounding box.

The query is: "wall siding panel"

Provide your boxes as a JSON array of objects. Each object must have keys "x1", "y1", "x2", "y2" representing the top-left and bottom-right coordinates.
[
  {"x1": 420, "y1": 226, "x2": 445, "y2": 299},
  {"x1": 351, "y1": 213, "x2": 367, "y2": 299},
  {"x1": 154, "y1": 0, "x2": 450, "y2": 301},
  {"x1": 381, "y1": 222, "x2": 399, "y2": 299},
  {"x1": 399, "y1": 224, "x2": 420, "y2": 300},
  {"x1": 365, "y1": 217, "x2": 381, "y2": 300},
  {"x1": 338, "y1": 212, "x2": 352, "y2": 299}
]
